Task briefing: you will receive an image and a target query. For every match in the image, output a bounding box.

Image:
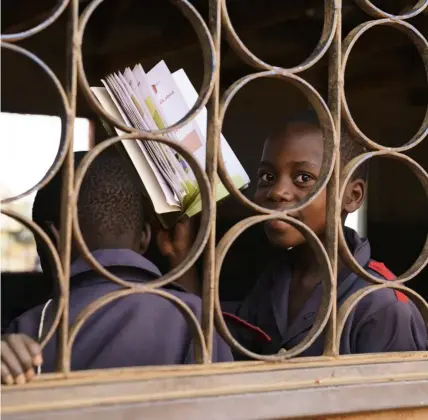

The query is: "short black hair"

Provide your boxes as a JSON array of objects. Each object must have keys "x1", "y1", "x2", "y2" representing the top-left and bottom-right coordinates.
[
  {"x1": 32, "y1": 148, "x2": 144, "y2": 244},
  {"x1": 270, "y1": 110, "x2": 368, "y2": 181},
  {"x1": 32, "y1": 151, "x2": 87, "y2": 229}
]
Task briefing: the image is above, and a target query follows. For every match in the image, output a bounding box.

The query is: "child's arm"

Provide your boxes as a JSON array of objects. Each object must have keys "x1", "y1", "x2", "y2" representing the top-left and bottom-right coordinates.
[
  {"x1": 156, "y1": 218, "x2": 201, "y2": 295},
  {"x1": 1, "y1": 334, "x2": 42, "y2": 385}
]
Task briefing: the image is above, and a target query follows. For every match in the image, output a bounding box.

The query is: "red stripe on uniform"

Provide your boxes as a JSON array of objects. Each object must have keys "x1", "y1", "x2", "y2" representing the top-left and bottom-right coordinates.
[
  {"x1": 368, "y1": 260, "x2": 408, "y2": 303},
  {"x1": 222, "y1": 312, "x2": 272, "y2": 342}
]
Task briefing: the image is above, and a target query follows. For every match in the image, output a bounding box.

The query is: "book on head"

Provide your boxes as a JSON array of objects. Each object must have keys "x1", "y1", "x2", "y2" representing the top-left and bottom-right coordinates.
[{"x1": 90, "y1": 60, "x2": 250, "y2": 227}]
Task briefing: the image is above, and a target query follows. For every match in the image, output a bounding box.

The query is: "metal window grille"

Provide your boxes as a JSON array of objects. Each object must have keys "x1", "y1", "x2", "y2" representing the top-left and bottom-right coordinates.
[{"x1": 2, "y1": 0, "x2": 428, "y2": 418}]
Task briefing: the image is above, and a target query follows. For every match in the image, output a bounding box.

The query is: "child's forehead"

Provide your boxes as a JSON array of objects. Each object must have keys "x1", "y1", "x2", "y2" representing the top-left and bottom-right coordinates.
[
  {"x1": 263, "y1": 122, "x2": 324, "y2": 156},
  {"x1": 269, "y1": 121, "x2": 322, "y2": 141}
]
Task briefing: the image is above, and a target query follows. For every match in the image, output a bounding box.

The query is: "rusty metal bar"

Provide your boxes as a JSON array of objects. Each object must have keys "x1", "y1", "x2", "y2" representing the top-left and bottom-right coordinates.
[
  {"x1": 0, "y1": 0, "x2": 71, "y2": 43},
  {"x1": 323, "y1": 0, "x2": 341, "y2": 357},
  {"x1": 201, "y1": 0, "x2": 222, "y2": 362},
  {"x1": 56, "y1": 0, "x2": 79, "y2": 373},
  {"x1": 0, "y1": 42, "x2": 72, "y2": 205}
]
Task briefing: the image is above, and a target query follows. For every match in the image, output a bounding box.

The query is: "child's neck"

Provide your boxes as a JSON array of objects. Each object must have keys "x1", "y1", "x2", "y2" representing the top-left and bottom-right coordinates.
[
  {"x1": 289, "y1": 244, "x2": 321, "y2": 291},
  {"x1": 286, "y1": 244, "x2": 321, "y2": 327},
  {"x1": 286, "y1": 238, "x2": 347, "y2": 327},
  {"x1": 289, "y1": 237, "x2": 347, "y2": 290}
]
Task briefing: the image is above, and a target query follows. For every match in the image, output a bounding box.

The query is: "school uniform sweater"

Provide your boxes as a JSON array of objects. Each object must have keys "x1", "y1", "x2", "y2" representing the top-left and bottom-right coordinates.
[
  {"x1": 229, "y1": 228, "x2": 427, "y2": 357},
  {"x1": 7, "y1": 249, "x2": 233, "y2": 371}
]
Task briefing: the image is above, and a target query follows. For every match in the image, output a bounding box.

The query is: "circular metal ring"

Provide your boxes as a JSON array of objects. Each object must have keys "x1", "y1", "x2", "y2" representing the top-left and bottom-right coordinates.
[
  {"x1": 1, "y1": 0, "x2": 71, "y2": 43},
  {"x1": 341, "y1": 19, "x2": 428, "y2": 152},
  {"x1": 218, "y1": 71, "x2": 337, "y2": 215},
  {"x1": 355, "y1": 0, "x2": 428, "y2": 20},
  {"x1": 0, "y1": 209, "x2": 66, "y2": 348},
  {"x1": 76, "y1": 0, "x2": 216, "y2": 135},
  {"x1": 338, "y1": 151, "x2": 428, "y2": 284},
  {"x1": 214, "y1": 214, "x2": 333, "y2": 360},
  {"x1": 72, "y1": 133, "x2": 213, "y2": 289},
  {"x1": 221, "y1": 0, "x2": 338, "y2": 73},
  {"x1": 0, "y1": 42, "x2": 72, "y2": 205},
  {"x1": 68, "y1": 288, "x2": 208, "y2": 364},
  {"x1": 336, "y1": 283, "x2": 428, "y2": 352}
]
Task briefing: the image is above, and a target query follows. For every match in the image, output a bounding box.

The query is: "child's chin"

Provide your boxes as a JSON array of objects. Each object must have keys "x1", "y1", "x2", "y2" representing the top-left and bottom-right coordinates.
[{"x1": 265, "y1": 227, "x2": 304, "y2": 249}]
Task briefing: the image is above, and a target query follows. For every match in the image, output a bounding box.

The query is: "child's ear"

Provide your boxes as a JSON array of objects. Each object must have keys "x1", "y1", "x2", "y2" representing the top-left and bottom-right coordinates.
[
  {"x1": 139, "y1": 222, "x2": 152, "y2": 255},
  {"x1": 342, "y1": 178, "x2": 365, "y2": 213}
]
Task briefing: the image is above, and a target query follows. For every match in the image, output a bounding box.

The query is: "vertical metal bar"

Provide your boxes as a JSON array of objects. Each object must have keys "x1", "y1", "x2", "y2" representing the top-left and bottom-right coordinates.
[
  {"x1": 56, "y1": 0, "x2": 79, "y2": 373},
  {"x1": 323, "y1": 0, "x2": 342, "y2": 357},
  {"x1": 202, "y1": 0, "x2": 222, "y2": 361}
]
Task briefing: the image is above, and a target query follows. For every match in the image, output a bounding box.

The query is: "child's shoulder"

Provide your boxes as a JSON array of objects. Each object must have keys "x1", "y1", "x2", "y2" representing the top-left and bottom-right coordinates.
[
  {"x1": 126, "y1": 286, "x2": 203, "y2": 310},
  {"x1": 363, "y1": 260, "x2": 408, "y2": 304},
  {"x1": 352, "y1": 260, "x2": 414, "y2": 320},
  {"x1": 348, "y1": 264, "x2": 427, "y2": 353}
]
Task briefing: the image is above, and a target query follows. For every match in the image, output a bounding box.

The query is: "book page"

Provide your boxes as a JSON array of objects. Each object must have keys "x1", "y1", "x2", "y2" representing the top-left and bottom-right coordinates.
[
  {"x1": 112, "y1": 73, "x2": 182, "y2": 199},
  {"x1": 104, "y1": 75, "x2": 186, "y2": 205},
  {"x1": 171, "y1": 69, "x2": 250, "y2": 216},
  {"x1": 103, "y1": 76, "x2": 182, "y2": 204},
  {"x1": 131, "y1": 65, "x2": 195, "y2": 201},
  {"x1": 147, "y1": 61, "x2": 205, "y2": 166},
  {"x1": 118, "y1": 68, "x2": 178, "y2": 187},
  {"x1": 172, "y1": 69, "x2": 250, "y2": 191},
  {"x1": 123, "y1": 68, "x2": 156, "y2": 130},
  {"x1": 90, "y1": 86, "x2": 180, "y2": 215},
  {"x1": 147, "y1": 61, "x2": 206, "y2": 209}
]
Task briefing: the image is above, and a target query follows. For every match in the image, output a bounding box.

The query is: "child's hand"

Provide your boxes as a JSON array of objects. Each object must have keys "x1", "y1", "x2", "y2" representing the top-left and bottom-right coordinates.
[
  {"x1": 1, "y1": 334, "x2": 42, "y2": 385},
  {"x1": 156, "y1": 217, "x2": 194, "y2": 268},
  {"x1": 156, "y1": 217, "x2": 201, "y2": 295}
]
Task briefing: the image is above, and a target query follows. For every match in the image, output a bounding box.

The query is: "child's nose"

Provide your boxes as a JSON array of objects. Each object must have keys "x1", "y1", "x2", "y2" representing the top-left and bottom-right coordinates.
[{"x1": 268, "y1": 180, "x2": 295, "y2": 203}]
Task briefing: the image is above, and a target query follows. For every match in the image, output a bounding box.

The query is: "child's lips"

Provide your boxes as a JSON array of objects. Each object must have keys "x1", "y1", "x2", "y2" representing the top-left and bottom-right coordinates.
[
  {"x1": 265, "y1": 213, "x2": 300, "y2": 233},
  {"x1": 265, "y1": 219, "x2": 291, "y2": 233}
]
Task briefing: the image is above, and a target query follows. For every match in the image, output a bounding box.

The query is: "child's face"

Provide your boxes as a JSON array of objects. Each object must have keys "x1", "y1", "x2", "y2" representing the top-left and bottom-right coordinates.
[{"x1": 254, "y1": 123, "x2": 327, "y2": 248}]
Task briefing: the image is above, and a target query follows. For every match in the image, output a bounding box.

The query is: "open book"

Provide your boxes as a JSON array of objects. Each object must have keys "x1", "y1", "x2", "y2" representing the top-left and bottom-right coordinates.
[{"x1": 91, "y1": 60, "x2": 250, "y2": 227}]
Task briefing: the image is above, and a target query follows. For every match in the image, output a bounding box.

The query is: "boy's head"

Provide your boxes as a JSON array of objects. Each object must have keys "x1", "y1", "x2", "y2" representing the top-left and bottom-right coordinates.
[
  {"x1": 254, "y1": 111, "x2": 367, "y2": 248},
  {"x1": 32, "y1": 148, "x2": 150, "y2": 276}
]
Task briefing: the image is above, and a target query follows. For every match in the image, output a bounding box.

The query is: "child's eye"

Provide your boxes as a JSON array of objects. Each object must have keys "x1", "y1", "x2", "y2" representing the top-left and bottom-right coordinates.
[
  {"x1": 259, "y1": 172, "x2": 275, "y2": 184},
  {"x1": 295, "y1": 173, "x2": 315, "y2": 185}
]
